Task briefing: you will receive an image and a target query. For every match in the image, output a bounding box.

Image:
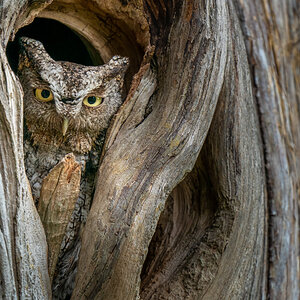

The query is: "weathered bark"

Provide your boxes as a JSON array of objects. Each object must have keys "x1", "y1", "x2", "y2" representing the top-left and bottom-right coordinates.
[
  {"x1": 0, "y1": 0, "x2": 298, "y2": 299},
  {"x1": 141, "y1": 3, "x2": 268, "y2": 298},
  {"x1": 72, "y1": 1, "x2": 267, "y2": 298},
  {"x1": 234, "y1": 1, "x2": 300, "y2": 298},
  {"x1": 0, "y1": 1, "x2": 52, "y2": 299},
  {"x1": 38, "y1": 153, "x2": 81, "y2": 282}
]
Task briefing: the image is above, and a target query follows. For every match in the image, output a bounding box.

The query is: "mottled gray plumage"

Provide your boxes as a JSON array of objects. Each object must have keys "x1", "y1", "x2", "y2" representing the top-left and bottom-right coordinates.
[{"x1": 18, "y1": 37, "x2": 128, "y2": 299}]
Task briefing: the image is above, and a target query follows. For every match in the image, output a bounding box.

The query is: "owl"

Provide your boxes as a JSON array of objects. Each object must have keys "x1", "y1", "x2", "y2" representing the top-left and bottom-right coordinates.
[{"x1": 18, "y1": 37, "x2": 129, "y2": 299}]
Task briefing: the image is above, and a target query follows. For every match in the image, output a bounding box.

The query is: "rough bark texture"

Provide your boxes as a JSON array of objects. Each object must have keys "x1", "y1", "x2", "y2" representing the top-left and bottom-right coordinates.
[
  {"x1": 0, "y1": 0, "x2": 298, "y2": 299},
  {"x1": 73, "y1": 1, "x2": 266, "y2": 299},
  {"x1": 140, "y1": 2, "x2": 267, "y2": 298},
  {"x1": 38, "y1": 153, "x2": 81, "y2": 282},
  {"x1": 0, "y1": 1, "x2": 52, "y2": 299},
  {"x1": 234, "y1": 1, "x2": 300, "y2": 298}
]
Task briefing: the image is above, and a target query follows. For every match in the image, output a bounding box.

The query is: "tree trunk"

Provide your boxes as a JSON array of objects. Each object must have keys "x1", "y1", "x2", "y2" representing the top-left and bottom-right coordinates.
[{"x1": 0, "y1": 0, "x2": 298, "y2": 299}]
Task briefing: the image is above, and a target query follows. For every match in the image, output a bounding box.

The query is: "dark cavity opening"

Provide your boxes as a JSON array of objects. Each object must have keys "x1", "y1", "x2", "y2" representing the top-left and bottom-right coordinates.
[{"x1": 7, "y1": 18, "x2": 103, "y2": 73}]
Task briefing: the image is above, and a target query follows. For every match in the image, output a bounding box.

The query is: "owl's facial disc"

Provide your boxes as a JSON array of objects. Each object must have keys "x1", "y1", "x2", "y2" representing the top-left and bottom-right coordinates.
[
  {"x1": 54, "y1": 97, "x2": 82, "y2": 119},
  {"x1": 56, "y1": 95, "x2": 103, "y2": 135}
]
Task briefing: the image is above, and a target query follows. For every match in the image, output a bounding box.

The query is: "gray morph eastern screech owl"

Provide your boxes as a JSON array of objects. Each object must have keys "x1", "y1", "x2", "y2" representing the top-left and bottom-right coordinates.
[{"x1": 18, "y1": 37, "x2": 129, "y2": 299}]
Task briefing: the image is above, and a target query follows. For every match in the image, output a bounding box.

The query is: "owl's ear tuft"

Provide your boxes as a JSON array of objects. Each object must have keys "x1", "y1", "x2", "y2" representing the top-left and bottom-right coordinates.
[
  {"x1": 18, "y1": 37, "x2": 53, "y2": 71},
  {"x1": 109, "y1": 55, "x2": 129, "y2": 67},
  {"x1": 19, "y1": 37, "x2": 43, "y2": 49},
  {"x1": 108, "y1": 55, "x2": 129, "y2": 75}
]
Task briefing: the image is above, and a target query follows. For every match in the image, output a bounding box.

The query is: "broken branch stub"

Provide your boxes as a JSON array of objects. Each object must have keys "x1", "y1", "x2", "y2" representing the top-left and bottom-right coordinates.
[{"x1": 38, "y1": 153, "x2": 81, "y2": 282}]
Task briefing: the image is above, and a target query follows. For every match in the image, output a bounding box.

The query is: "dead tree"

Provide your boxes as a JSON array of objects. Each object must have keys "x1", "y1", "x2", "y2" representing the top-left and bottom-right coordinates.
[{"x1": 0, "y1": 0, "x2": 298, "y2": 299}]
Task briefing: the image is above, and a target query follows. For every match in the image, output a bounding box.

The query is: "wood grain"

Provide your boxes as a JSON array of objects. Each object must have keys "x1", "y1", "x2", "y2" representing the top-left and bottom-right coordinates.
[
  {"x1": 0, "y1": 0, "x2": 298, "y2": 299},
  {"x1": 0, "y1": 1, "x2": 53, "y2": 299},
  {"x1": 38, "y1": 153, "x2": 81, "y2": 282},
  {"x1": 235, "y1": 1, "x2": 300, "y2": 298}
]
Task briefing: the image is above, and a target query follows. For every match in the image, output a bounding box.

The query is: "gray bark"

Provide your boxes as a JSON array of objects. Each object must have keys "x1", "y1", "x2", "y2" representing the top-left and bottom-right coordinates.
[
  {"x1": 0, "y1": 0, "x2": 298, "y2": 299},
  {"x1": 234, "y1": 1, "x2": 300, "y2": 298},
  {"x1": 0, "y1": 1, "x2": 52, "y2": 298}
]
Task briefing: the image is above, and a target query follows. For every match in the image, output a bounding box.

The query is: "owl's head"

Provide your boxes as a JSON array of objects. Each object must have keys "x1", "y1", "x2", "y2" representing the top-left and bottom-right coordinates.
[{"x1": 18, "y1": 37, "x2": 129, "y2": 153}]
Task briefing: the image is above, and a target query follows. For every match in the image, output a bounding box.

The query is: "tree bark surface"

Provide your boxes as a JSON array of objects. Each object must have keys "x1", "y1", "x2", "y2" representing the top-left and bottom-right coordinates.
[
  {"x1": 38, "y1": 153, "x2": 81, "y2": 282},
  {"x1": 0, "y1": 0, "x2": 298, "y2": 299},
  {"x1": 234, "y1": 1, "x2": 300, "y2": 298},
  {"x1": 0, "y1": 1, "x2": 52, "y2": 299},
  {"x1": 73, "y1": 1, "x2": 267, "y2": 299}
]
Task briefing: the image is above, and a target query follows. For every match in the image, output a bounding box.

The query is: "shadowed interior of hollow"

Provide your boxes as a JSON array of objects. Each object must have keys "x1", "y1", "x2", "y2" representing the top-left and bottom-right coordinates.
[{"x1": 7, "y1": 18, "x2": 102, "y2": 73}]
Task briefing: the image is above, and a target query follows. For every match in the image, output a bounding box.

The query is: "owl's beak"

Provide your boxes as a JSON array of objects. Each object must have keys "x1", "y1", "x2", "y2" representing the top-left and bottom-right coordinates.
[{"x1": 62, "y1": 118, "x2": 69, "y2": 136}]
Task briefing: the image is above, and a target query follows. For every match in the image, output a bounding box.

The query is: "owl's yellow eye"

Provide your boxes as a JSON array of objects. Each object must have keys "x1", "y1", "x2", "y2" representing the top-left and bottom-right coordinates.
[
  {"x1": 34, "y1": 88, "x2": 53, "y2": 102},
  {"x1": 83, "y1": 96, "x2": 103, "y2": 107}
]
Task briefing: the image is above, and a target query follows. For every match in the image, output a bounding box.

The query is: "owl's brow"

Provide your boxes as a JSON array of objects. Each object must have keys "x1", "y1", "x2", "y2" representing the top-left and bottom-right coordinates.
[
  {"x1": 86, "y1": 86, "x2": 106, "y2": 96},
  {"x1": 30, "y1": 71, "x2": 51, "y2": 89}
]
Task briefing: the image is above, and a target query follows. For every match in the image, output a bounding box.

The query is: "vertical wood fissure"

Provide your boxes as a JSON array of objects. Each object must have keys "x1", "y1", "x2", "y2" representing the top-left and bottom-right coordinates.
[{"x1": 234, "y1": 0, "x2": 300, "y2": 298}]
